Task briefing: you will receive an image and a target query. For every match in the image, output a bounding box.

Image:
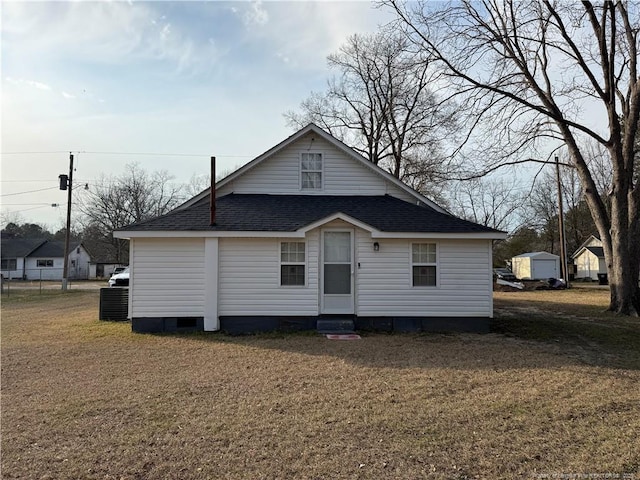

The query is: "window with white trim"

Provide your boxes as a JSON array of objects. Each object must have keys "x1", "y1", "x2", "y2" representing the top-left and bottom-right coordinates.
[
  {"x1": 300, "y1": 153, "x2": 322, "y2": 190},
  {"x1": 280, "y1": 242, "x2": 306, "y2": 286},
  {"x1": 37, "y1": 259, "x2": 54, "y2": 268},
  {"x1": 412, "y1": 243, "x2": 437, "y2": 286}
]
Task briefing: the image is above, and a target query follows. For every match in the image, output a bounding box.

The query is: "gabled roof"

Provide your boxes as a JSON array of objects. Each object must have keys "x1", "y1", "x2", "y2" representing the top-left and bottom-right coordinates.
[
  {"x1": 1, "y1": 238, "x2": 47, "y2": 259},
  {"x1": 179, "y1": 123, "x2": 447, "y2": 214},
  {"x1": 116, "y1": 193, "x2": 504, "y2": 239},
  {"x1": 513, "y1": 251, "x2": 559, "y2": 259},
  {"x1": 585, "y1": 246, "x2": 605, "y2": 258},
  {"x1": 29, "y1": 241, "x2": 66, "y2": 258},
  {"x1": 572, "y1": 235, "x2": 603, "y2": 258}
]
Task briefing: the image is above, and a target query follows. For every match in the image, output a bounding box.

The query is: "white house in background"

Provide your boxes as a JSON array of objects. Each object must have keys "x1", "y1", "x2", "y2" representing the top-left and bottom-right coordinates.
[
  {"x1": 1, "y1": 238, "x2": 92, "y2": 280},
  {"x1": 511, "y1": 251, "x2": 561, "y2": 280},
  {"x1": 1, "y1": 238, "x2": 44, "y2": 279},
  {"x1": 573, "y1": 235, "x2": 606, "y2": 281},
  {"x1": 114, "y1": 124, "x2": 507, "y2": 335}
]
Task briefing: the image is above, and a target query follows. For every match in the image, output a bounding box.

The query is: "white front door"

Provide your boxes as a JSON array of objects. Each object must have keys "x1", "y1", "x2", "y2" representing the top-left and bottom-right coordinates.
[{"x1": 321, "y1": 230, "x2": 355, "y2": 314}]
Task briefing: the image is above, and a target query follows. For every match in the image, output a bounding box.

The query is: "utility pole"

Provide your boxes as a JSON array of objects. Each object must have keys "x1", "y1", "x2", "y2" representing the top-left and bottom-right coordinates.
[
  {"x1": 555, "y1": 155, "x2": 568, "y2": 283},
  {"x1": 62, "y1": 153, "x2": 73, "y2": 291}
]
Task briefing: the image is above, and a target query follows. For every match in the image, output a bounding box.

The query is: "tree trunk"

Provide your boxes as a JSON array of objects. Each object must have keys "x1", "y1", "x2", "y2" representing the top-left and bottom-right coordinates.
[{"x1": 601, "y1": 192, "x2": 640, "y2": 316}]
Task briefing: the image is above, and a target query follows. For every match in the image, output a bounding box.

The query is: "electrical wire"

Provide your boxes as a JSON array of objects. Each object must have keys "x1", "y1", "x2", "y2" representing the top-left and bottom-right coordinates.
[
  {"x1": 0, "y1": 205, "x2": 51, "y2": 214},
  {"x1": 0, "y1": 186, "x2": 58, "y2": 197},
  {"x1": 1, "y1": 150, "x2": 252, "y2": 158}
]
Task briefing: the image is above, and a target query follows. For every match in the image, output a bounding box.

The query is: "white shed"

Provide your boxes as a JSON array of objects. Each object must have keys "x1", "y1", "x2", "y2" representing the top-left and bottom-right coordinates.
[
  {"x1": 572, "y1": 236, "x2": 606, "y2": 281},
  {"x1": 511, "y1": 252, "x2": 561, "y2": 280}
]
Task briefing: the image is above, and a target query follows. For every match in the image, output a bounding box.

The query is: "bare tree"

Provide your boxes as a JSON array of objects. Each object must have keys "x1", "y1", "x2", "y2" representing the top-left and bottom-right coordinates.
[
  {"x1": 448, "y1": 177, "x2": 526, "y2": 232},
  {"x1": 77, "y1": 163, "x2": 185, "y2": 263},
  {"x1": 390, "y1": 1, "x2": 640, "y2": 314},
  {"x1": 285, "y1": 31, "x2": 458, "y2": 198}
]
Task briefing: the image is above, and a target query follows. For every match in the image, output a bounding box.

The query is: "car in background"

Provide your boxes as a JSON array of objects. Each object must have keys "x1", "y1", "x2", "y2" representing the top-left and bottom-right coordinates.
[
  {"x1": 111, "y1": 266, "x2": 127, "y2": 276},
  {"x1": 493, "y1": 268, "x2": 517, "y2": 282},
  {"x1": 108, "y1": 267, "x2": 130, "y2": 287}
]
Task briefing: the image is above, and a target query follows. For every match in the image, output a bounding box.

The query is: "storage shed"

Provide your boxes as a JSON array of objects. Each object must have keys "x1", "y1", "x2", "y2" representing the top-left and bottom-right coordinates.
[
  {"x1": 572, "y1": 235, "x2": 606, "y2": 281},
  {"x1": 511, "y1": 252, "x2": 561, "y2": 280}
]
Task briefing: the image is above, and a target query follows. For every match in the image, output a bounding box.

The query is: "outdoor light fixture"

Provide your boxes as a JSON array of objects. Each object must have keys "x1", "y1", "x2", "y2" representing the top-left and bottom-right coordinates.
[{"x1": 373, "y1": 242, "x2": 380, "y2": 252}]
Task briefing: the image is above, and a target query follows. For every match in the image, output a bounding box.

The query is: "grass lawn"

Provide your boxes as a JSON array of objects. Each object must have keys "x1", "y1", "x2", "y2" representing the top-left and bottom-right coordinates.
[{"x1": 1, "y1": 289, "x2": 639, "y2": 479}]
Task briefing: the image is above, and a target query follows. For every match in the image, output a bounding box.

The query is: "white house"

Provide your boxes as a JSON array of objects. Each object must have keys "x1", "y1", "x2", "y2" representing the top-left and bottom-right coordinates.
[
  {"x1": 114, "y1": 124, "x2": 506, "y2": 334},
  {"x1": 511, "y1": 251, "x2": 561, "y2": 280},
  {"x1": 1, "y1": 239, "x2": 92, "y2": 280},
  {"x1": 572, "y1": 235, "x2": 606, "y2": 281},
  {"x1": 1, "y1": 238, "x2": 44, "y2": 280}
]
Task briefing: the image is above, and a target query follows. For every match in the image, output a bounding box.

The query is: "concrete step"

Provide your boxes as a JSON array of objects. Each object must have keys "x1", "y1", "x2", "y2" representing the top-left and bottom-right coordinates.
[{"x1": 317, "y1": 318, "x2": 355, "y2": 334}]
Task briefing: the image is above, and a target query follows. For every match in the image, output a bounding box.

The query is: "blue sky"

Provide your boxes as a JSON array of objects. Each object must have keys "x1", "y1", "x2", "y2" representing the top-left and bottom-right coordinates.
[{"x1": 1, "y1": 1, "x2": 394, "y2": 229}]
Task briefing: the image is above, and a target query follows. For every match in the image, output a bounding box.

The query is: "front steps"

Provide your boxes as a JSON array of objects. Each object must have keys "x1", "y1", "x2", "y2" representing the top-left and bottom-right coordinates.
[{"x1": 316, "y1": 316, "x2": 355, "y2": 334}]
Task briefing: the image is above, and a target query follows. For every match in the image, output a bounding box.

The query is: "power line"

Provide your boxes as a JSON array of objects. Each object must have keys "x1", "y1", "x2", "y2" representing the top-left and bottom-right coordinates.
[
  {"x1": 0, "y1": 186, "x2": 58, "y2": 197},
  {"x1": 1, "y1": 150, "x2": 253, "y2": 158},
  {"x1": 0, "y1": 205, "x2": 51, "y2": 214},
  {"x1": 0, "y1": 180, "x2": 56, "y2": 183}
]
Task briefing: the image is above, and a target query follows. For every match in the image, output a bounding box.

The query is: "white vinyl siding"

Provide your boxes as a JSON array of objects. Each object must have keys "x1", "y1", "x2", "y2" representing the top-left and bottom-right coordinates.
[
  {"x1": 356, "y1": 231, "x2": 492, "y2": 317},
  {"x1": 130, "y1": 238, "x2": 205, "y2": 317},
  {"x1": 24, "y1": 257, "x2": 64, "y2": 280},
  {"x1": 217, "y1": 132, "x2": 415, "y2": 202},
  {"x1": 219, "y1": 237, "x2": 319, "y2": 316}
]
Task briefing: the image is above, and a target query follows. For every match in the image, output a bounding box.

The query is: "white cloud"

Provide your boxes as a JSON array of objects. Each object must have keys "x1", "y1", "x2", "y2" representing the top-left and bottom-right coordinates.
[
  {"x1": 1, "y1": 2, "x2": 222, "y2": 76},
  {"x1": 61, "y1": 91, "x2": 76, "y2": 100},
  {"x1": 4, "y1": 77, "x2": 51, "y2": 91},
  {"x1": 243, "y1": 1, "x2": 269, "y2": 27},
  {"x1": 28, "y1": 80, "x2": 51, "y2": 91}
]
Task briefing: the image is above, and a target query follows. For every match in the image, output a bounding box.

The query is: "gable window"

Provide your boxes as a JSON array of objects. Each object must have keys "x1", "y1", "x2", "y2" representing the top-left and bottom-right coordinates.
[
  {"x1": 37, "y1": 259, "x2": 54, "y2": 268},
  {"x1": 301, "y1": 153, "x2": 322, "y2": 190},
  {"x1": 412, "y1": 243, "x2": 437, "y2": 287},
  {"x1": 1, "y1": 259, "x2": 17, "y2": 270},
  {"x1": 280, "y1": 242, "x2": 305, "y2": 286}
]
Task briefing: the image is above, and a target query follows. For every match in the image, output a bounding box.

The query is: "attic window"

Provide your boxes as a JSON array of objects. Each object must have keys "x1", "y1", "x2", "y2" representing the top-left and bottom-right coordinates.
[{"x1": 301, "y1": 153, "x2": 322, "y2": 190}]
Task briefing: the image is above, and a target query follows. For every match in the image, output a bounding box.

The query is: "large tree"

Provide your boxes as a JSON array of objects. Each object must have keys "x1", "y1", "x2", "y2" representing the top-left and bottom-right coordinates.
[
  {"x1": 390, "y1": 0, "x2": 640, "y2": 314},
  {"x1": 285, "y1": 31, "x2": 458, "y2": 200},
  {"x1": 77, "y1": 163, "x2": 184, "y2": 263}
]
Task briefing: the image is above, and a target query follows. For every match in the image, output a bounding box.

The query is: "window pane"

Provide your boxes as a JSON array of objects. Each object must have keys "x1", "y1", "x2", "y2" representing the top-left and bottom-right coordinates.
[
  {"x1": 324, "y1": 264, "x2": 351, "y2": 294},
  {"x1": 413, "y1": 266, "x2": 436, "y2": 286},
  {"x1": 324, "y1": 232, "x2": 350, "y2": 262},
  {"x1": 281, "y1": 265, "x2": 305, "y2": 286},
  {"x1": 412, "y1": 243, "x2": 436, "y2": 263},
  {"x1": 281, "y1": 242, "x2": 305, "y2": 262},
  {"x1": 302, "y1": 171, "x2": 321, "y2": 189}
]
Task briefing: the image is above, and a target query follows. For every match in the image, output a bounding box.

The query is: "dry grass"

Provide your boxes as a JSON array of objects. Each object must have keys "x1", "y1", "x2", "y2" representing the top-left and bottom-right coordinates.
[{"x1": 2, "y1": 290, "x2": 639, "y2": 479}]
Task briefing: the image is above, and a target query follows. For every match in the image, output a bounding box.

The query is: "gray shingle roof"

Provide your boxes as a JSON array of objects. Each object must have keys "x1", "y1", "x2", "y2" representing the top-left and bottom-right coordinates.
[
  {"x1": 29, "y1": 241, "x2": 66, "y2": 258},
  {"x1": 1, "y1": 238, "x2": 47, "y2": 258},
  {"x1": 586, "y1": 246, "x2": 604, "y2": 258},
  {"x1": 118, "y1": 194, "x2": 502, "y2": 234}
]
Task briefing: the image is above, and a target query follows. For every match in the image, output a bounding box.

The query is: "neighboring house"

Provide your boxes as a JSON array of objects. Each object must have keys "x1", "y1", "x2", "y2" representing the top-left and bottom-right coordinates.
[
  {"x1": 83, "y1": 243, "x2": 125, "y2": 278},
  {"x1": 511, "y1": 251, "x2": 560, "y2": 280},
  {"x1": 114, "y1": 124, "x2": 506, "y2": 334},
  {"x1": 572, "y1": 235, "x2": 606, "y2": 281},
  {"x1": 1, "y1": 238, "x2": 46, "y2": 279},
  {"x1": 1, "y1": 239, "x2": 92, "y2": 280}
]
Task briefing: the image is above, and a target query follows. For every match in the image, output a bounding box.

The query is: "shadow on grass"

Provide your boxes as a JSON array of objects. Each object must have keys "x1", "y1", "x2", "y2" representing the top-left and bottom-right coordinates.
[
  {"x1": 492, "y1": 305, "x2": 640, "y2": 371},
  {"x1": 153, "y1": 304, "x2": 640, "y2": 372}
]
